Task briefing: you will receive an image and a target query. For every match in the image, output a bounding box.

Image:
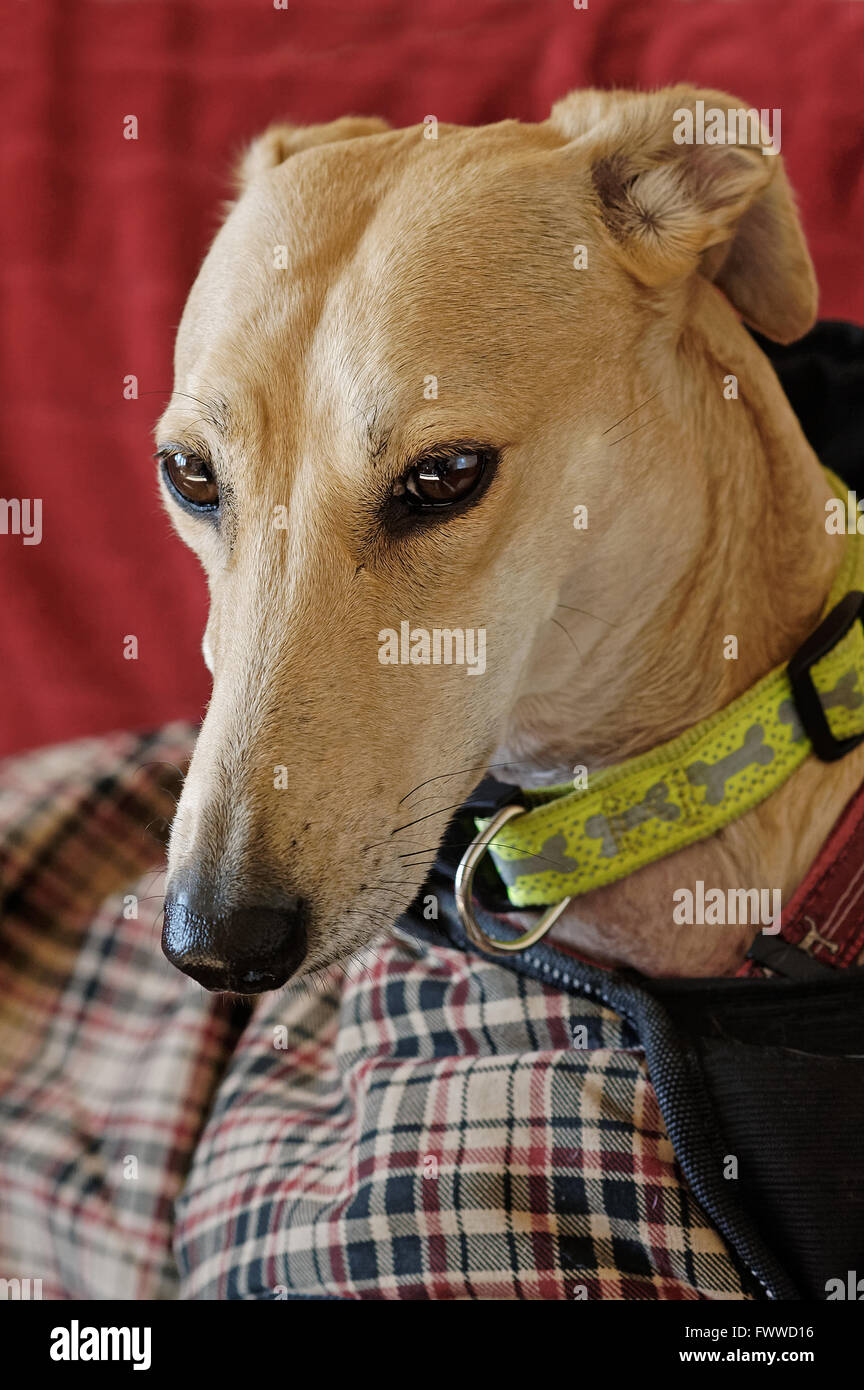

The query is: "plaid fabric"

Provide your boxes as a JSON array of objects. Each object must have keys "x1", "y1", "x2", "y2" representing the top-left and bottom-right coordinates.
[
  {"x1": 174, "y1": 937, "x2": 750, "y2": 1300},
  {"x1": 0, "y1": 726, "x2": 753, "y2": 1300},
  {"x1": 0, "y1": 725, "x2": 250, "y2": 1300}
]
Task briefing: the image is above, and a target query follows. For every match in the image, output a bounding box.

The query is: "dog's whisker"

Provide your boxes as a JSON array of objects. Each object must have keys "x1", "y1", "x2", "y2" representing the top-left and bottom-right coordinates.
[
  {"x1": 369, "y1": 834, "x2": 444, "y2": 856},
  {"x1": 398, "y1": 839, "x2": 576, "y2": 870},
  {"x1": 135, "y1": 866, "x2": 169, "y2": 892},
  {"x1": 361, "y1": 885, "x2": 418, "y2": 898},
  {"x1": 141, "y1": 817, "x2": 172, "y2": 839},
  {"x1": 373, "y1": 865, "x2": 440, "y2": 880},
  {"x1": 345, "y1": 897, "x2": 417, "y2": 918},
  {"x1": 305, "y1": 930, "x2": 396, "y2": 989},
  {"x1": 556, "y1": 603, "x2": 621, "y2": 628},
  {"x1": 600, "y1": 389, "x2": 664, "y2": 435},
  {"x1": 370, "y1": 879, "x2": 424, "y2": 887},
  {"x1": 607, "y1": 417, "x2": 659, "y2": 447},
  {"x1": 397, "y1": 760, "x2": 549, "y2": 807},
  {"x1": 147, "y1": 906, "x2": 167, "y2": 935},
  {"x1": 549, "y1": 616, "x2": 584, "y2": 661},
  {"x1": 345, "y1": 905, "x2": 416, "y2": 922},
  {"x1": 394, "y1": 789, "x2": 488, "y2": 816},
  {"x1": 134, "y1": 759, "x2": 189, "y2": 783},
  {"x1": 391, "y1": 801, "x2": 470, "y2": 835},
  {"x1": 397, "y1": 847, "x2": 459, "y2": 860}
]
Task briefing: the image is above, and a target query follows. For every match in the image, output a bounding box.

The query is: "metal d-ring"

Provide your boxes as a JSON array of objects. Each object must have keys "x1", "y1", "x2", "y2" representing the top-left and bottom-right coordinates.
[{"x1": 455, "y1": 804, "x2": 573, "y2": 956}]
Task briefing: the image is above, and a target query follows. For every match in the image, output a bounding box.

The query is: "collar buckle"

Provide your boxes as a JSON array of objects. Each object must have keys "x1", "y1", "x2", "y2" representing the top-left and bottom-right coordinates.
[
  {"x1": 788, "y1": 590, "x2": 864, "y2": 762},
  {"x1": 455, "y1": 804, "x2": 572, "y2": 955}
]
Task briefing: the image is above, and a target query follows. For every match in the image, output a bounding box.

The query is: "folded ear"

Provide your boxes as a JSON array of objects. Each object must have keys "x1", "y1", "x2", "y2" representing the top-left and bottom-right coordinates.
[
  {"x1": 236, "y1": 116, "x2": 391, "y2": 188},
  {"x1": 550, "y1": 86, "x2": 817, "y2": 344}
]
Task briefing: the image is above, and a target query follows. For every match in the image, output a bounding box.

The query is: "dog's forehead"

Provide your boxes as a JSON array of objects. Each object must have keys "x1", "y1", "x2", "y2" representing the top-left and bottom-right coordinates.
[{"x1": 168, "y1": 122, "x2": 581, "y2": 440}]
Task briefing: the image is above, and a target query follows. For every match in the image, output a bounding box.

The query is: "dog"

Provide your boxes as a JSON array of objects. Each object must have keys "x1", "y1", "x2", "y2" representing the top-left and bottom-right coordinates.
[{"x1": 156, "y1": 86, "x2": 864, "y2": 991}]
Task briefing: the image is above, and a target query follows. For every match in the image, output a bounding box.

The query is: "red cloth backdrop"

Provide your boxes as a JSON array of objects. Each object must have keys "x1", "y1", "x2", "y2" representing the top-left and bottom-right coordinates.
[{"x1": 2, "y1": 0, "x2": 862, "y2": 756}]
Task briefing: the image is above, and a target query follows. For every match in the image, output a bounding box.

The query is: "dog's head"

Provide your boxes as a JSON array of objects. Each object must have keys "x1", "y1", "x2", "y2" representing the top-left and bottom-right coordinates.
[{"x1": 157, "y1": 87, "x2": 816, "y2": 992}]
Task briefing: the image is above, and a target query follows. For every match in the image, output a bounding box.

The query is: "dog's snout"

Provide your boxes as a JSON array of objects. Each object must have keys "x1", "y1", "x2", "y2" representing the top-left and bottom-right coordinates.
[{"x1": 161, "y1": 883, "x2": 308, "y2": 993}]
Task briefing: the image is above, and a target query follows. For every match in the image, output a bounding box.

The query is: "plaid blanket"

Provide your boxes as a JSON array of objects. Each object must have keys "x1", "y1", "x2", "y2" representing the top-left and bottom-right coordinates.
[{"x1": 0, "y1": 726, "x2": 778, "y2": 1300}]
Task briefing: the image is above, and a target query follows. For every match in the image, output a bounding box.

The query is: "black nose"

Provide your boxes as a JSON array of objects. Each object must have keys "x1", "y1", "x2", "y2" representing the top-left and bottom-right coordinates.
[{"x1": 162, "y1": 882, "x2": 308, "y2": 993}]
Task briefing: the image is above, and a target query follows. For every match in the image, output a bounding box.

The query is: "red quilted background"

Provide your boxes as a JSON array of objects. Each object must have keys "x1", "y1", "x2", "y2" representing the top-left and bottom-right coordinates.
[{"x1": 1, "y1": 0, "x2": 862, "y2": 756}]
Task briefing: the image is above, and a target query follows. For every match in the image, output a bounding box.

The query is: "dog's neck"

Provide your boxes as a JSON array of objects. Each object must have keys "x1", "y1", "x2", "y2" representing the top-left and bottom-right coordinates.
[{"x1": 499, "y1": 287, "x2": 864, "y2": 976}]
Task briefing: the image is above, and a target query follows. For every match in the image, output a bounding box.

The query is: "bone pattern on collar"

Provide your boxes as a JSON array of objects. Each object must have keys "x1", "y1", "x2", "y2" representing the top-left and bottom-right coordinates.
[{"x1": 585, "y1": 781, "x2": 681, "y2": 858}]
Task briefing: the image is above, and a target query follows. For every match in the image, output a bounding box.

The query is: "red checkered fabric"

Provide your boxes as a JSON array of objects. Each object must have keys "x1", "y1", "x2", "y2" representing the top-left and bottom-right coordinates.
[
  {"x1": 173, "y1": 931, "x2": 753, "y2": 1300},
  {"x1": 0, "y1": 727, "x2": 767, "y2": 1300},
  {"x1": 0, "y1": 726, "x2": 250, "y2": 1299}
]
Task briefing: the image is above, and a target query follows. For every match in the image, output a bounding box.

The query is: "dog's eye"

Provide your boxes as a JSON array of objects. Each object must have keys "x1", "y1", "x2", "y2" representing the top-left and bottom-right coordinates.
[
  {"x1": 160, "y1": 449, "x2": 219, "y2": 510},
  {"x1": 404, "y1": 450, "x2": 489, "y2": 508}
]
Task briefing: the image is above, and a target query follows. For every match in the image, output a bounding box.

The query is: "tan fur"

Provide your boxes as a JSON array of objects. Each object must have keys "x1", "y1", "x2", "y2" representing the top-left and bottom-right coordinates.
[{"x1": 157, "y1": 87, "x2": 864, "y2": 982}]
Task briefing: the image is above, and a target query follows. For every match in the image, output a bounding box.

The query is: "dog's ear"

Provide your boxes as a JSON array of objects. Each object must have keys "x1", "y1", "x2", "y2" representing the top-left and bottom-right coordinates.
[
  {"x1": 236, "y1": 116, "x2": 391, "y2": 188},
  {"x1": 550, "y1": 87, "x2": 817, "y2": 344}
]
